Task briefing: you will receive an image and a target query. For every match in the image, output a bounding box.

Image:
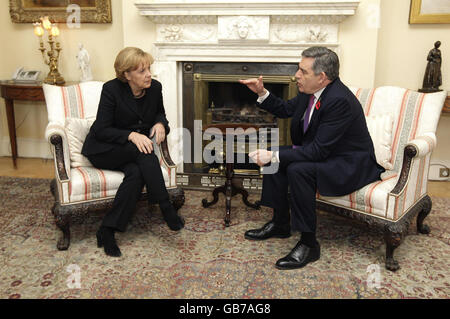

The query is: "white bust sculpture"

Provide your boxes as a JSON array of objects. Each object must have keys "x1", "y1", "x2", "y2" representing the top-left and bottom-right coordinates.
[{"x1": 76, "y1": 43, "x2": 93, "y2": 82}]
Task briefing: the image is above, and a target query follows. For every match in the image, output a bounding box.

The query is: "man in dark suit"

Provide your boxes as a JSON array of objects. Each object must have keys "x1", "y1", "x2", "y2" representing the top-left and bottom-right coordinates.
[{"x1": 240, "y1": 46, "x2": 384, "y2": 270}]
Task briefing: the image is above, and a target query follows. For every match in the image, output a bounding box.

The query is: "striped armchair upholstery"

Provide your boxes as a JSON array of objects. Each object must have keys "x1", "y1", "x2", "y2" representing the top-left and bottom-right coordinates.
[
  {"x1": 316, "y1": 86, "x2": 446, "y2": 271},
  {"x1": 43, "y1": 82, "x2": 184, "y2": 251}
]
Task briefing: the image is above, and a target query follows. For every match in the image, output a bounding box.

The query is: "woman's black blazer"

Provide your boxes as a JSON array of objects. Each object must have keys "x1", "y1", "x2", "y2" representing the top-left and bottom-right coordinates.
[{"x1": 82, "y1": 78, "x2": 170, "y2": 156}]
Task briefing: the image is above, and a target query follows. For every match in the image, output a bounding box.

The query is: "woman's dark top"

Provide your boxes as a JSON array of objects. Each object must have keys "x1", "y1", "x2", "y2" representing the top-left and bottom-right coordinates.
[{"x1": 81, "y1": 78, "x2": 170, "y2": 157}]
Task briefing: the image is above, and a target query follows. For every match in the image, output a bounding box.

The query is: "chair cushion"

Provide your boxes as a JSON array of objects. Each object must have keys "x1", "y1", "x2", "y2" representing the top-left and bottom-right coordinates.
[
  {"x1": 65, "y1": 118, "x2": 94, "y2": 167},
  {"x1": 318, "y1": 171, "x2": 398, "y2": 219},
  {"x1": 365, "y1": 113, "x2": 394, "y2": 170},
  {"x1": 69, "y1": 166, "x2": 170, "y2": 203}
]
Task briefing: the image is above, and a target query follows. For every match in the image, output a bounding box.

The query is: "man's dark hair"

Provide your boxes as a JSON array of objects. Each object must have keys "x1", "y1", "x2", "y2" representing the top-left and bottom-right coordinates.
[{"x1": 301, "y1": 46, "x2": 339, "y2": 81}]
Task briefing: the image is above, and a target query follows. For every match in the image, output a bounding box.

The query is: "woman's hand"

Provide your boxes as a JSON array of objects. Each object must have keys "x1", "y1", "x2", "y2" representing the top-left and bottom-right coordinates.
[
  {"x1": 128, "y1": 132, "x2": 154, "y2": 154},
  {"x1": 150, "y1": 122, "x2": 166, "y2": 145}
]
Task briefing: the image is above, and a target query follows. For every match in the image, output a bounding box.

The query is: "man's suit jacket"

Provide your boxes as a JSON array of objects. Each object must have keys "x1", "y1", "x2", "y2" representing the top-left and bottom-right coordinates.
[
  {"x1": 259, "y1": 77, "x2": 385, "y2": 196},
  {"x1": 82, "y1": 78, "x2": 170, "y2": 156}
]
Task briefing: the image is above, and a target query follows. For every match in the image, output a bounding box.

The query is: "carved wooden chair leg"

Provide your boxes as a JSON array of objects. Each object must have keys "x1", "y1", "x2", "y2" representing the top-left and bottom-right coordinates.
[
  {"x1": 383, "y1": 226, "x2": 404, "y2": 271},
  {"x1": 53, "y1": 205, "x2": 71, "y2": 251},
  {"x1": 417, "y1": 195, "x2": 432, "y2": 234},
  {"x1": 50, "y1": 179, "x2": 57, "y2": 198}
]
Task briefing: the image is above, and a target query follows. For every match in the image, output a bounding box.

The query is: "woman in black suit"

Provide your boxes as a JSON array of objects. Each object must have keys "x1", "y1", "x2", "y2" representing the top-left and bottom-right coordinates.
[{"x1": 82, "y1": 47, "x2": 184, "y2": 257}]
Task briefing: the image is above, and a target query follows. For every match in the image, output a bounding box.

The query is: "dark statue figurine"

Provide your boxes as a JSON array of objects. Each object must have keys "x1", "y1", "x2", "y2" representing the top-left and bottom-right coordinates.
[{"x1": 419, "y1": 41, "x2": 442, "y2": 93}]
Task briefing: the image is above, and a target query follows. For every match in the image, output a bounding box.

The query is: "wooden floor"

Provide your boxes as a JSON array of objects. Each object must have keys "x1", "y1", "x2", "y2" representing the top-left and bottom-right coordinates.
[
  {"x1": 0, "y1": 157, "x2": 54, "y2": 179},
  {"x1": 1, "y1": 156, "x2": 449, "y2": 197}
]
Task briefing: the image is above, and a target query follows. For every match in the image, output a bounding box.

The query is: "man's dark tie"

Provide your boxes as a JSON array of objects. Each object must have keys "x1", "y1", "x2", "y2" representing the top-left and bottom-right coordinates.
[{"x1": 303, "y1": 95, "x2": 315, "y2": 133}]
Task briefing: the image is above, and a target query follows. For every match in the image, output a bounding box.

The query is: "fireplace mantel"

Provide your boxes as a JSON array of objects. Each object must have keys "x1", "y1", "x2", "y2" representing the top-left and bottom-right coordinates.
[
  {"x1": 135, "y1": 0, "x2": 360, "y2": 23},
  {"x1": 132, "y1": 0, "x2": 361, "y2": 175},
  {"x1": 135, "y1": 0, "x2": 360, "y2": 62}
]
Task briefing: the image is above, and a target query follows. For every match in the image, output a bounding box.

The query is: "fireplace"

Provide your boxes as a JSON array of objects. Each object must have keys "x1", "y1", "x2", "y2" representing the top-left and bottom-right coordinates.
[
  {"x1": 182, "y1": 61, "x2": 298, "y2": 177},
  {"x1": 134, "y1": 0, "x2": 360, "y2": 190}
]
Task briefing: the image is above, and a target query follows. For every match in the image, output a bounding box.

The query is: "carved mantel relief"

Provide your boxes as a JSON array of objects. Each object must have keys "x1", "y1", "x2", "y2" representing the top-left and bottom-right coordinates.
[
  {"x1": 158, "y1": 24, "x2": 216, "y2": 42},
  {"x1": 137, "y1": 0, "x2": 359, "y2": 49},
  {"x1": 218, "y1": 16, "x2": 270, "y2": 42}
]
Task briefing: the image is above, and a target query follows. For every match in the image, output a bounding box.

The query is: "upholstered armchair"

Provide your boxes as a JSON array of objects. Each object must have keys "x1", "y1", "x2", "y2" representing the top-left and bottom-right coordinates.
[
  {"x1": 316, "y1": 86, "x2": 447, "y2": 271},
  {"x1": 43, "y1": 81, "x2": 185, "y2": 251}
]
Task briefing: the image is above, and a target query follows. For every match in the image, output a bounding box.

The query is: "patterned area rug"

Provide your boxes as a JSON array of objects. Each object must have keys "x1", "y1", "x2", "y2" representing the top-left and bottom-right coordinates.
[{"x1": 0, "y1": 176, "x2": 449, "y2": 299}]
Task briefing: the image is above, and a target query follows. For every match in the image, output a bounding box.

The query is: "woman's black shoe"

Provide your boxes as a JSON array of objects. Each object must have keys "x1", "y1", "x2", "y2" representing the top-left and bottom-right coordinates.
[
  {"x1": 96, "y1": 226, "x2": 122, "y2": 257},
  {"x1": 159, "y1": 201, "x2": 185, "y2": 231}
]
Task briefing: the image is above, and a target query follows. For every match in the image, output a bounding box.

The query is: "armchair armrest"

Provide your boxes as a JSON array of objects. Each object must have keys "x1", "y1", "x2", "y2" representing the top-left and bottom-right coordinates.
[
  {"x1": 405, "y1": 133, "x2": 436, "y2": 158},
  {"x1": 45, "y1": 122, "x2": 71, "y2": 182},
  {"x1": 390, "y1": 133, "x2": 435, "y2": 196},
  {"x1": 390, "y1": 145, "x2": 416, "y2": 196},
  {"x1": 159, "y1": 139, "x2": 177, "y2": 168},
  {"x1": 151, "y1": 136, "x2": 178, "y2": 188}
]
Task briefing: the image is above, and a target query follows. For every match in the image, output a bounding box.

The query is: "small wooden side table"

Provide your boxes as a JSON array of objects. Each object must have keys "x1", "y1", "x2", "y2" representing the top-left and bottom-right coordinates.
[
  {"x1": 0, "y1": 81, "x2": 45, "y2": 168},
  {"x1": 201, "y1": 123, "x2": 261, "y2": 226}
]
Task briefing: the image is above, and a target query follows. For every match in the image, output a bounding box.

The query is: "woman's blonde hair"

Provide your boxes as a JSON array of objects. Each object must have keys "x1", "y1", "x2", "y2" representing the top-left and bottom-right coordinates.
[{"x1": 114, "y1": 47, "x2": 154, "y2": 82}]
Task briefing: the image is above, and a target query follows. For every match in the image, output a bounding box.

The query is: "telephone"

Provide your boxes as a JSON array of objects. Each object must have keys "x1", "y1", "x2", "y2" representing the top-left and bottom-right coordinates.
[{"x1": 12, "y1": 67, "x2": 41, "y2": 83}]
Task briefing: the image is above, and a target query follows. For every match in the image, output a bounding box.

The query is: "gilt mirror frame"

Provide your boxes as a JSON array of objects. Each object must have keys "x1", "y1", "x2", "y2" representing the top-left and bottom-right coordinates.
[{"x1": 9, "y1": 0, "x2": 112, "y2": 23}]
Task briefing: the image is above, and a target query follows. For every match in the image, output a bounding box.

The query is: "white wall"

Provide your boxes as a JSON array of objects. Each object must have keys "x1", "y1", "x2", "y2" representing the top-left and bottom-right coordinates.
[
  {"x1": 0, "y1": 0, "x2": 449, "y2": 179},
  {"x1": 340, "y1": 0, "x2": 381, "y2": 88},
  {"x1": 0, "y1": 0, "x2": 124, "y2": 158},
  {"x1": 375, "y1": 0, "x2": 450, "y2": 179}
]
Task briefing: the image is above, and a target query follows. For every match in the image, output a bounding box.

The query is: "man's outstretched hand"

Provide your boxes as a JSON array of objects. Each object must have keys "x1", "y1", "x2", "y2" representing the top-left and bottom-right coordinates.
[{"x1": 239, "y1": 76, "x2": 267, "y2": 97}]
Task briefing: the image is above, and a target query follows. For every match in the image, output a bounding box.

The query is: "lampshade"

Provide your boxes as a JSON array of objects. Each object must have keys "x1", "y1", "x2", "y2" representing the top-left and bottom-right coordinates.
[
  {"x1": 33, "y1": 23, "x2": 44, "y2": 37},
  {"x1": 41, "y1": 16, "x2": 52, "y2": 30},
  {"x1": 51, "y1": 24, "x2": 60, "y2": 37}
]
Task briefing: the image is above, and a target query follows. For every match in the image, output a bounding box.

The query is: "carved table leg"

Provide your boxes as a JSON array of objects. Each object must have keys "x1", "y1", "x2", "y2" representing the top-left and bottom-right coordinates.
[
  {"x1": 202, "y1": 185, "x2": 225, "y2": 208},
  {"x1": 234, "y1": 184, "x2": 261, "y2": 210},
  {"x1": 224, "y1": 163, "x2": 234, "y2": 227},
  {"x1": 417, "y1": 195, "x2": 432, "y2": 234},
  {"x1": 5, "y1": 98, "x2": 18, "y2": 168},
  {"x1": 225, "y1": 194, "x2": 231, "y2": 227}
]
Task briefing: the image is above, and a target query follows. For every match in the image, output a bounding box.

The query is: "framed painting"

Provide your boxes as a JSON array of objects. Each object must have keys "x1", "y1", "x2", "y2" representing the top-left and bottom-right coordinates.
[
  {"x1": 9, "y1": 0, "x2": 112, "y2": 23},
  {"x1": 409, "y1": 0, "x2": 450, "y2": 24}
]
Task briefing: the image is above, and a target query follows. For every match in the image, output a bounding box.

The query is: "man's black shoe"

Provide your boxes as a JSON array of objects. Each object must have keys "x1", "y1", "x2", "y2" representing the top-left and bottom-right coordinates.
[
  {"x1": 275, "y1": 241, "x2": 320, "y2": 270},
  {"x1": 244, "y1": 221, "x2": 291, "y2": 241}
]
